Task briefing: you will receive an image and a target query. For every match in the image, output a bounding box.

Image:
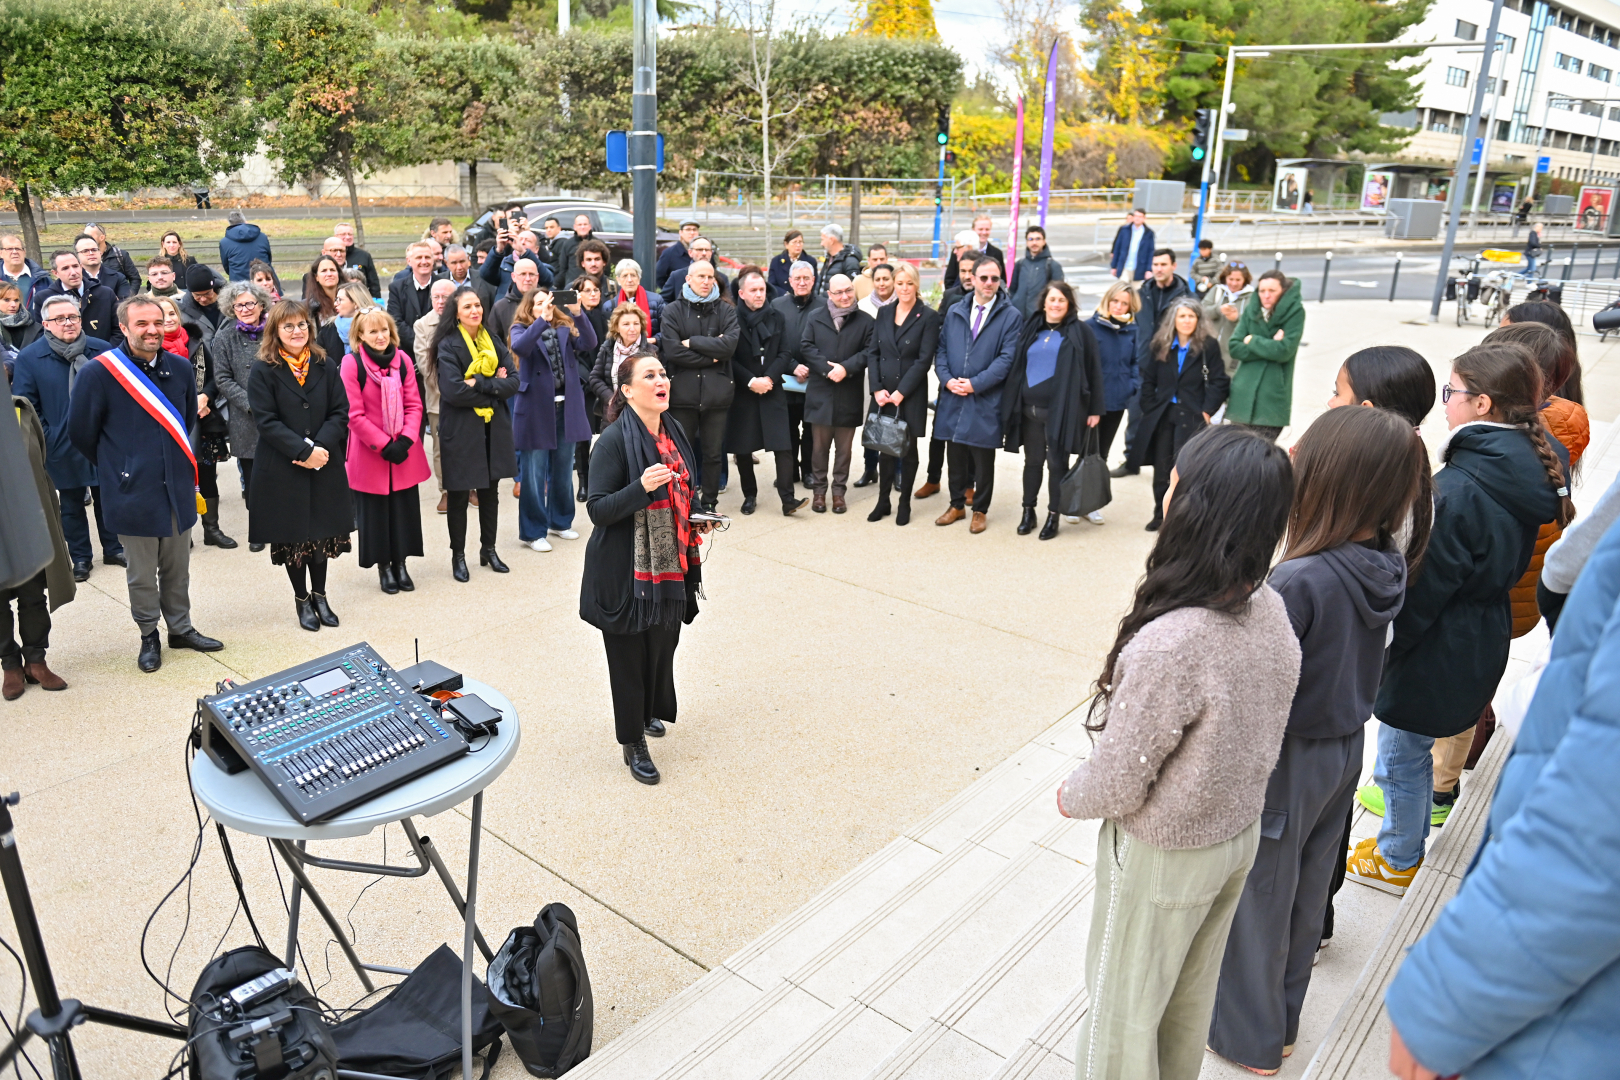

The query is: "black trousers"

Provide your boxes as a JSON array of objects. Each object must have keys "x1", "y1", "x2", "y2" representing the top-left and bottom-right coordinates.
[
  {"x1": 786, "y1": 393, "x2": 812, "y2": 479},
  {"x1": 1019, "y1": 409, "x2": 1069, "y2": 513},
  {"x1": 876, "y1": 438, "x2": 917, "y2": 501},
  {"x1": 735, "y1": 450, "x2": 797, "y2": 502},
  {"x1": 446, "y1": 486, "x2": 499, "y2": 552},
  {"x1": 948, "y1": 443, "x2": 996, "y2": 512},
  {"x1": 1148, "y1": 414, "x2": 1178, "y2": 519},
  {"x1": 575, "y1": 438, "x2": 592, "y2": 491},
  {"x1": 1096, "y1": 410, "x2": 1125, "y2": 461},
  {"x1": 0, "y1": 572, "x2": 49, "y2": 668},
  {"x1": 602, "y1": 624, "x2": 680, "y2": 745},
  {"x1": 667, "y1": 407, "x2": 728, "y2": 507}
]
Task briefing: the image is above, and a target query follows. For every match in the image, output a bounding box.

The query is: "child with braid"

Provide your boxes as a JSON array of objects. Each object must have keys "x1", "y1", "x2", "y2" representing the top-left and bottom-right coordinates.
[{"x1": 1347, "y1": 341, "x2": 1573, "y2": 894}]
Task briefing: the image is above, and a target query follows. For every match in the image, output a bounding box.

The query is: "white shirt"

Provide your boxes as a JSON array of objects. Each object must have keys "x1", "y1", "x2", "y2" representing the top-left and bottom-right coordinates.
[
  {"x1": 969, "y1": 292, "x2": 997, "y2": 334},
  {"x1": 1123, "y1": 224, "x2": 1145, "y2": 273}
]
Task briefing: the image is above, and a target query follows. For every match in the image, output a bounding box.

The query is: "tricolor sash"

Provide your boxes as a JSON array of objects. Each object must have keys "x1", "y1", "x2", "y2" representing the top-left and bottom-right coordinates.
[{"x1": 95, "y1": 348, "x2": 206, "y2": 513}]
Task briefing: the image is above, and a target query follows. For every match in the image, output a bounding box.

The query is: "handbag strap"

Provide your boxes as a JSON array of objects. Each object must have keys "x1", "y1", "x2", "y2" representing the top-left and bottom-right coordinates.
[{"x1": 1085, "y1": 423, "x2": 1099, "y2": 457}]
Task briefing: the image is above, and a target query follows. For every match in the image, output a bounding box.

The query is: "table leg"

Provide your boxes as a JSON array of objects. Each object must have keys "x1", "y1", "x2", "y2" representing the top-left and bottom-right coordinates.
[
  {"x1": 399, "y1": 819, "x2": 494, "y2": 962},
  {"x1": 462, "y1": 791, "x2": 482, "y2": 1080},
  {"x1": 270, "y1": 839, "x2": 376, "y2": 993},
  {"x1": 284, "y1": 840, "x2": 304, "y2": 969}
]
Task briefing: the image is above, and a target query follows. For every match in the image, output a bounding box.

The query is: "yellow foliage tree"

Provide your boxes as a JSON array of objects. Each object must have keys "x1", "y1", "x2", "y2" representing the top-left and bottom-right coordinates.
[
  {"x1": 1079, "y1": 0, "x2": 1171, "y2": 126},
  {"x1": 856, "y1": 0, "x2": 939, "y2": 41}
]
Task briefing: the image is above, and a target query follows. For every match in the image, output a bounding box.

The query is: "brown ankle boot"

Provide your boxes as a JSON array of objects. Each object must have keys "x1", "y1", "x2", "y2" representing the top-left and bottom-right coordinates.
[
  {"x1": 24, "y1": 661, "x2": 66, "y2": 691},
  {"x1": 2, "y1": 667, "x2": 23, "y2": 701}
]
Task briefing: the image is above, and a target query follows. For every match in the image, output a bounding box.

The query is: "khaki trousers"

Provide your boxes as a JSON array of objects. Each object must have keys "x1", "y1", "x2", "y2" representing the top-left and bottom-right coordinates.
[
  {"x1": 1432, "y1": 726, "x2": 1475, "y2": 794},
  {"x1": 1076, "y1": 817, "x2": 1259, "y2": 1080}
]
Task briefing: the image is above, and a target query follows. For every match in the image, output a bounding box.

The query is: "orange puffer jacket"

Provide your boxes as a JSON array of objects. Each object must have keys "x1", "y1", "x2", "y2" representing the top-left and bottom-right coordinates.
[{"x1": 1510, "y1": 396, "x2": 1589, "y2": 637}]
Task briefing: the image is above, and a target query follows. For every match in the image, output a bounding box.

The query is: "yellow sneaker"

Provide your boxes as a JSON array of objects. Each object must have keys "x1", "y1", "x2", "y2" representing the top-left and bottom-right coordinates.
[{"x1": 1345, "y1": 836, "x2": 1421, "y2": 896}]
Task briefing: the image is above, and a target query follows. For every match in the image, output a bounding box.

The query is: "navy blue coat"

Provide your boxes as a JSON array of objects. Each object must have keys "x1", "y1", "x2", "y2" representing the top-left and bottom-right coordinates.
[
  {"x1": 218, "y1": 223, "x2": 273, "y2": 281},
  {"x1": 66, "y1": 348, "x2": 200, "y2": 537},
  {"x1": 29, "y1": 280, "x2": 119, "y2": 344},
  {"x1": 1108, "y1": 223, "x2": 1155, "y2": 280},
  {"x1": 509, "y1": 315, "x2": 598, "y2": 452},
  {"x1": 654, "y1": 241, "x2": 691, "y2": 290},
  {"x1": 932, "y1": 290, "x2": 1023, "y2": 449},
  {"x1": 10, "y1": 334, "x2": 111, "y2": 489},
  {"x1": 767, "y1": 250, "x2": 817, "y2": 295},
  {"x1": 478, "y1": 246, "x2": 555, "y2": 295},
  {"x1": 1087, "y1": 312, "x2": 1140, "y2": 414}
]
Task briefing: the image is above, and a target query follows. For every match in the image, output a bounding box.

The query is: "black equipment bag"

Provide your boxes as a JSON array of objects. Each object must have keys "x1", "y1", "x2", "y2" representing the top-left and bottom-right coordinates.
[
  {"x1": 1059, "y1": 426, "x2": 1111, "y2": 518},
  {"x1": 860, "y1": 407, "x2": 908, "y2": 458},
  {"x1": 188, "y1": 946, "x2": 337, "y2": 1080},
  {"x1": 486, "y1": 904, "x2": 593, "y2": 1078},
  {"x1": 327, "y1": 944, "x2": 504, "y2": 1080}
]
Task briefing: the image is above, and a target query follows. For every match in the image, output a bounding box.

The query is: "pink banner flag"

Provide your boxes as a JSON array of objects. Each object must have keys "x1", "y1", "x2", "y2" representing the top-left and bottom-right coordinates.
[
  {"x1": 1038, "y1": 38, "x2": 1060, "y2": 227},
  {"x1": 1006, "y1": 95, "x2": 1025, "y2": 290}
]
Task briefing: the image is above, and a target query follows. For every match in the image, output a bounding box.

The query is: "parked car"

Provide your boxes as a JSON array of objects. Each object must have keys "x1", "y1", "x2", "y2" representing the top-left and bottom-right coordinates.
[{"x1": 463, "y1": 200, "x2": 681, "y2": 267}]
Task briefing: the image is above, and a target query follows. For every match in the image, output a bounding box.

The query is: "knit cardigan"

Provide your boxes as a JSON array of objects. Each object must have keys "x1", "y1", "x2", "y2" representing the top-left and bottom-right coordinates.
[{"x1": 1058, "y1": 586, "x2": 1302, "y2": 849}]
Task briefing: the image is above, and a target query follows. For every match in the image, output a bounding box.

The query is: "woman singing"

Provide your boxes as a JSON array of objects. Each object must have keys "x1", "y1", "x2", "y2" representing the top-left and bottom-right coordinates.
[{"x1": 581, "y1": 351, "x2": 709, "y2": 786}]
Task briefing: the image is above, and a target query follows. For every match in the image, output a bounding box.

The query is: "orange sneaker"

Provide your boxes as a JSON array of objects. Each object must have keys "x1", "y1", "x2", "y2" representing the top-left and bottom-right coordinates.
[{"x1": 1345, "y1": 836, "x2": 1420, "y2": 896}]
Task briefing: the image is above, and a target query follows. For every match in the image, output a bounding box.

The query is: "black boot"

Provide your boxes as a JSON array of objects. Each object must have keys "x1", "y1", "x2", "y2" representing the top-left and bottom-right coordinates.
[
  {"x1": 295, "y1": 595, "x2": 320, "y2": 632},
  {"x1": 451, "y1": 552, "x2": 470, "y2": 582},
  {"x1": 623, "y1": 738, "x2": 660, "y2": 784},
  {"x1": 480, "y1": 547, "x2": 509, "y2": 573},
  {"x1": 895, "y1": 494, "x2": 911, "y2": 526},
  {"x1": 201, "y1": 499, "x2": 237, "y2": 548},
  {"x1": 395, "y1": 562, "x2": 415, "y2": 591},
  {"x1": 852, "y1": 466, "x2": 878, "y2": 488},
  {"x1": 379, "y1": 563, "x2": 400, "y2": 594},
  {"x1": 310, "y1": 592, "x2": 339, "y2": 627},
  {"x1": 1038, "y1": 512, "x2": 1060, "y2": 540},
  {"x1": 867, "y1": 493, "x2": 892, "y2": 522},
  {"x1": 1017, "y1": 507, "x2": 1038, "y2": 535},
  {"x1": 741, "y1": 495, "x2": 758, "y2": 515},
  {"x1": 1145, "y1": 511, "x2": 1163, "y2": 532},
  {"x1": 645, "y1": 717, "x2": 666, "y2": 737}
]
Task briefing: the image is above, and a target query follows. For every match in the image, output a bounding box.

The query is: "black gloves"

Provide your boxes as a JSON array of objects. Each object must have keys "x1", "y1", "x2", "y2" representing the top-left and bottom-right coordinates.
[{"x1": 379, "y1": 435, "x2": 413, "y2": 464}]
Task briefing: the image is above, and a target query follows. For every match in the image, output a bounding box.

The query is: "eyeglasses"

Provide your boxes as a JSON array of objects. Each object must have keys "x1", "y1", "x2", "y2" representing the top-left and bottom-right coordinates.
[
  {"x1": 45, "y1": 315, "x2": 81, "y2": 325},
  {"x1": 1441, "y1": 385, "x2": 1478, "y2": 403},
  {"x1": 0, "y1": 245, "x2": 22, "y2": 254},
  {"x1": 975, "y1": 274, "x2": 1002, "y2": 283},
  {"x1": 233, "y1": 301, "x2": 261, "y2": 311},
  {"x1": 283, "y1": 321, "x2": 310, "y2": 332}
]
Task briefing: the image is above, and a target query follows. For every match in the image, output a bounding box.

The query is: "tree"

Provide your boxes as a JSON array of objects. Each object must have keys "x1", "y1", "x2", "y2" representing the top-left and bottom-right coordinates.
[
  {"x1": 244, "y1": 0, "x2": 415, "y2": 246},
  {"x1": 0, "y1": 0, "x2": 255, "y2": 262},
  {"x1": 399, "y1": 37, "x2": 531, "y2": 214},
  {"x1": 995, "y1": 0, "x2": 1083, "y2": 115},
  {"x1": 1077, "y1": 0, "x2": 1171, "y2": 127},
  {"x1": 857, "y1": 0, "x2": 938, "y2": 40}
]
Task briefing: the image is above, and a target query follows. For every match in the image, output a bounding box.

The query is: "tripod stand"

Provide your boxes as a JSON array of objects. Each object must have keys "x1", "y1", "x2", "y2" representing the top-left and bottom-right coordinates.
[{"x1": 0, "y1": 792, "x2": 188, "y2": 1080}]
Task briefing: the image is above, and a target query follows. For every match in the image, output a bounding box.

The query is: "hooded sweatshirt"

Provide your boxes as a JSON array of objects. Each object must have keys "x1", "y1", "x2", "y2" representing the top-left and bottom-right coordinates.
[{"x1": 1269, "y1": 540, "x2": 1406, "y2": 739}]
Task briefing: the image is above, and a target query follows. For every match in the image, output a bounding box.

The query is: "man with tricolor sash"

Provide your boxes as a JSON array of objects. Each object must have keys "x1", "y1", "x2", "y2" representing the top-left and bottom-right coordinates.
[{"x1": 68, "y1": 296, "x2": 224, "y2": 672}]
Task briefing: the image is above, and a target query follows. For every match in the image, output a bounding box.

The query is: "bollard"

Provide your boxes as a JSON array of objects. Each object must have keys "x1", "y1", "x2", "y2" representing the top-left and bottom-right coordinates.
[
  {"x1": 1218, "y1": 251, "x2": 1227, "y2": 263},
  {"x1": 1274, "y1": 251, "x2": 1283, "y2": 272},
  {"x1": 1389, "y1": 251, "x2": 1402, "y2": 302},
  {"x1": 1563, "y1": 255, "x2": 1573, "y2": 281},
  {"x1": 1319, "y1": 251, "x2": 1332, "y2": 303},
  {"x1": 1594, "y1": 246, "x2": 1603, "y2": 281}
]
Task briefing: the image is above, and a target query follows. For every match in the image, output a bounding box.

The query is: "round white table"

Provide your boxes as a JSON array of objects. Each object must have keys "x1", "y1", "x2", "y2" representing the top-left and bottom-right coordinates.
[{"x1": 192, "y1": 677, "x2": 520, "y2": 1080}]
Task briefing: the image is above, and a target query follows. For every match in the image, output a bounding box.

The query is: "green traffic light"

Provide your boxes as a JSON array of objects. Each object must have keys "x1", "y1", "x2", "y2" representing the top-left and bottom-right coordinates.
[
  {"x1": 1191, "y1": 147, "x2": 1206, "y2": 161},
  {"x1": 937, "y1": 132, "x2": 948, "y2": 145}
]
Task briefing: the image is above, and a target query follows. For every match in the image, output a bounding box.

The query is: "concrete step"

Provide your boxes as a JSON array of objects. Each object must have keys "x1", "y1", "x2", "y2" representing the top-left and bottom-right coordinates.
[{"x1": 563, "y1": 707, "x2": 1096, "y2": 1080}]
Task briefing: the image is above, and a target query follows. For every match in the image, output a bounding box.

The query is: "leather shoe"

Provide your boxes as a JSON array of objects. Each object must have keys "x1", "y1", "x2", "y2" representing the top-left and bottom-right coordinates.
[
  {"x1": 1017, "y1": 507, "x2": 1038, "y2": 535},
  {"x1": 2, "y1": 668, "x2": 22, "y2": 701},
  {"x1": 310, "y1": 592, "x2": 340, "y2": 627},
  {"x1": 832, "y1": 495, "x2": 847, "y2": 514},
  {"x1": 72, "y1": 561, "x2": 91, "y2": 582},
  {"x1": 1038, "y1": 512, "x2": 1060, "y2": 541},
  {"x1": 395, "y1": 563, "x2": 415, "y2": 591},
  {"x1": 914, "y1": 481, "x2": 940, "y2": 499},
  {"x1": 437, "y1": 493, "x2": 449, "y2": 515},
  {"x1": 1110, "y1": 463, "x2": 1138, "y2": 478},
  {"x1": 379, "y1": 564, "x2": 400, "y2": 594},
  {"x1": 852, "y1": 468, "x2": 877, "y2": 488},
  {"x1": 169, "y1": 628, "x2": 223, "y2": 651},
  {"x1": 452, "y1": 552, "x2": 470, "y2": 582},
  {"x1": 104, "y1": 550, "x2": 127, "y2": 567},
  {"x1": 250, "y1": 542, "x2": 266, "y2": 553},
  {"x1": 782, "y1": 496, "x2": 809, "y2": 516},
  {"x1": 802, "y1": 468, "x2": 815, "y2": 488},
  {"x1": 1146, "y1": 512, "x2": 1163, "y2": 532},
  {"x1": 138, "y1": 631, "x2": 161, "y2": 673},
  {"x1": 480, "y1": 547, "x2": 510, "y2": 573},
  {"x1": 935, "y1": 505, "x2": 966, "y2": 526},
  {"x1": 812, "y1": 493, "x2": 826, "y2": 513},
  {"x1": 24, "y1": 662, "x2": 66, "y2": 691},
  {"x1": 645, "y1": 717, "x2": 666, "y2": 737},
  {"x1": 623, "y1": 738, "x2": 660, "y2": 784},
  {"x1": 741, "y1": 496, "x2": 757, "y2": 515},
  {"x1": 970, "y1": 511, "x2": 988, "y2": 534},
  {"x1": 295, "y1": 596, "x2": 320, "y2": 632}
]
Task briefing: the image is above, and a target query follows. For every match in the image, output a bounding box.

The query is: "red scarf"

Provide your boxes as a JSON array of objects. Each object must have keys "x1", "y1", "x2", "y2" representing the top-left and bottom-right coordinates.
[
  {"x1": 617, "y1": 285, "x2": 651, "y2": 320},
  {"x1": 162, "y1": 326, "x2": 189, "y2": 355},
  {"x1": 653, "y1": 427, "x2": 693, "y2": 572}
]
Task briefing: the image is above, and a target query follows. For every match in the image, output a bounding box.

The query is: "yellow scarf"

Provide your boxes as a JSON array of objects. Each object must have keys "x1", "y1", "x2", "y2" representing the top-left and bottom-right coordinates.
[
  {"x1": 458, "y1": 325, "x2": 498, "y2": 422},
  {"x1": 280, "y1": 346, "x2": 311, "y2": 385}
]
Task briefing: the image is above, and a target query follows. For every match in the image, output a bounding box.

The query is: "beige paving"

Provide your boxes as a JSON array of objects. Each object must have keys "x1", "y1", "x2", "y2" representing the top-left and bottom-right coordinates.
[{"x1": 2, "y1": 298, "x2": 1616, "y2": 1080}]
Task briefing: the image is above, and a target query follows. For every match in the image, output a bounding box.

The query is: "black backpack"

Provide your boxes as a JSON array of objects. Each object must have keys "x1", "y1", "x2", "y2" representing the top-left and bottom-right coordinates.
[
  {"x1": 187, "y1": 946, "x2": 337, "y2": 1080},
  {"x1": 486, "y1": 904, "x2": 593, "y2": 1077},
  {"x1": 327, "y1": 944, "x2": 504, "y2": 1080}
]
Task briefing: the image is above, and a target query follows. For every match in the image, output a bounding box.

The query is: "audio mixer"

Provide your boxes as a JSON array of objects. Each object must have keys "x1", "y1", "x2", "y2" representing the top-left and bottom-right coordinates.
[{"x1": 199, "y1": 643, "x2": 469, "y2": 824}]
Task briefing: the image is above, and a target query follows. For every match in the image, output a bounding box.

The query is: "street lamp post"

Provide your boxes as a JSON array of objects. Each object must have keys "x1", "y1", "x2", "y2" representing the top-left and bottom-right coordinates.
[{"x1": 630, "y1": 0, "x2": 657, "y2": 273}]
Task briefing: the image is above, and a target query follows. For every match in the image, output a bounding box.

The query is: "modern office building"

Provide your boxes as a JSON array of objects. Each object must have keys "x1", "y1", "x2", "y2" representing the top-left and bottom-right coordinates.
[{"x1": 1392, "y1": 0, "x2": 1620, "y2": 201}]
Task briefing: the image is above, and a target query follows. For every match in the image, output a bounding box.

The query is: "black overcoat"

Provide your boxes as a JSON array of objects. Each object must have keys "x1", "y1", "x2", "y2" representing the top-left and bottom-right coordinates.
[
  {"x1": 867, "y1": 301, "x2": 939, "y2": 437},
  {"x1": 246, "y1": 358, "x2": 354, "y2": 544},
  {"x1": 436, "y1": 330, "x2": 519, "y2": 490},
  {"x1": 723, "y1": 302, "x2": 793, "y2": 453},
  {"x1": 1000, "y1": 316, "x2": 1106, "y2": 455},
  {"x1": 1125, "y1": 336, "x2": 1229, "y2": 470},
  {"x1": 799, "y1": 304, "x2": 874, "y2": 428}
]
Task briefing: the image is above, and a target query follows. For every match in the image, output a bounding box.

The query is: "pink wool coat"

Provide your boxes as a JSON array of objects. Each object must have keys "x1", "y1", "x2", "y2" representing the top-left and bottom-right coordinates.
[{"x1": 341, "y1": 348, "x2": 432, "y2": 495}]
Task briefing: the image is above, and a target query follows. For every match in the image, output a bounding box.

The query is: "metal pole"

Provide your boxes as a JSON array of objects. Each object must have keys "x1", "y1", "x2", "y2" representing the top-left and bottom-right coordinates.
[
  {"x1": 1319, "y1": 250, "x2": 1332, "y2": 302},
  {"x1": 1594, "y1": 245, "x2": 1603, "y2": 280},
  {"x1": 1563, "y1": 253, "x2": 1573, "y2": 280},
  {"x1": 1471, "y1": 41, "x2": 1505, "y2": 216},
  {"x1": 1390, "y1": 251, "x2": 1402, "y2": 300},
  {"x1": 1208, "y1": 46, "x2": 1237, "y2": 233},
  {"x1": 1274, "y1": 250, "x2": 1283, "y2": 272},
  {"x1": 630, "y1": 0, "x2": 657, "y2": 275},
  {"x1": 1430, "y1": 0, "x2": 1507, "y2": 322},
  {"x1": 932, "y1": 144, "x2": 945, "y2": 260},
  {"x1": 1612, "y1": 244, "x2": 1619, "y2": 277}
]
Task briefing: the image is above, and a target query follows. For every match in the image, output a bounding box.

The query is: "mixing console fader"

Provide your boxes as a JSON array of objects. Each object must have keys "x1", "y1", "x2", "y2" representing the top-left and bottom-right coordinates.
[{"x1": 200, "y1": 642, "x2": 469, "y2": 824}]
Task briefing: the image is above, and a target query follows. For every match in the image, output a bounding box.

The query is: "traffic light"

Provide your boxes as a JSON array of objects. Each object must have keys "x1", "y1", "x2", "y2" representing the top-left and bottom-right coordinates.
[
  {"x1": 1191, "y1": 108, "x2": 1213, "y2": 162},
  {"x1": 944, "y1": 150, "x2": 957, "y2": 166},
  {"x1": 937, "y1": 104, "x2": 951, "y2": 146},
  {"x1": 934, "y1": 185, "x2": 943, "y2": 207}
]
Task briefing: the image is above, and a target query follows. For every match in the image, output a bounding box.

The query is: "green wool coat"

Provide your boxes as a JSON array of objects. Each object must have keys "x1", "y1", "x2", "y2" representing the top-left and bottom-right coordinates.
[{"x1": 1226, "y1": 279, "x2": 1304, "y2": 428}]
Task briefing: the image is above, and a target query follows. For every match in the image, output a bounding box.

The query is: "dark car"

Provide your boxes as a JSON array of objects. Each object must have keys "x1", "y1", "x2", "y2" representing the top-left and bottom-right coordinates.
[{"x1": 463, "y1": 200, "x2": 679, "y2": 266}]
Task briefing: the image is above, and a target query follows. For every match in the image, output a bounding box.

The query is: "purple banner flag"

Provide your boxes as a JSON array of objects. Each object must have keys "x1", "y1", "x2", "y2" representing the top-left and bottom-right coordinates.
[{"x1": 1038, "y1": 38, "x2": 1060, "y2": 227}]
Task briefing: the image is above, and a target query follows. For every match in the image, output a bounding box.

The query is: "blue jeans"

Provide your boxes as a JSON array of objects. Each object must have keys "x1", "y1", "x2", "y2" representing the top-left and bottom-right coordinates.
[
  {"x1": 58, "y1": 485, "x2": 121, "y2": 566},
  {"x1": 1374, "y1": 724, "x2": 1433, "y2": 871},
  {"x1": 1521, "y1": 254, "x2": 1538, "y2": 277},
  {"x1": 517, "y1": 438, "x2": 576, "y2": 542}
]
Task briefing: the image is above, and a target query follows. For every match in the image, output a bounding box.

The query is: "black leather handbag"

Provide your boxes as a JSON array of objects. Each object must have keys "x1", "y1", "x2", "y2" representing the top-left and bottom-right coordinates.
[
  {"x1": 1059, "y1": 426, "x2": 1111, "y2": 517},
  {"x1": 861, "y1": 406, "x2": 908, "y2": 458}
]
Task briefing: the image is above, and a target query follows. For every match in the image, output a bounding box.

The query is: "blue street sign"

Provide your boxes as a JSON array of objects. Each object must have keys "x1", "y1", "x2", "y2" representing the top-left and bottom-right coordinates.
[
  {"x1": 606, "y1": 130, "x2": 665, "y2": 173},
  {"x1": 1471, "y1": 137, "x2": 1483, "y2": 165},
  {"x1": 1537, "y1": 155, "x2": 1552, "y2": 174}
]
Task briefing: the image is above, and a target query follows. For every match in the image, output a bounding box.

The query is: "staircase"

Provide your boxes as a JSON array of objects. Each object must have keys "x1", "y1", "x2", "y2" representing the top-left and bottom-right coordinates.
[{"x1": 567, "y1": 707, "x2": 1101, "y2": 1080}]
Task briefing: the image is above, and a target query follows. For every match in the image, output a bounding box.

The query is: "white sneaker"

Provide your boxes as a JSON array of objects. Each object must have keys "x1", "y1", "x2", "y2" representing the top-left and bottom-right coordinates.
[
  {"x1": 1087, "y1": 511, "x2": 1105, "y2": 525},
  {"x1": 1063, "y1": 515, "x2": 1080, "y2": 524},
  {"x1": 551, "y1": 529, "x2": 580, "y2": 540},
  {"x1": 527, "y1": 537, "x2": 553, "y2": 552}
]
